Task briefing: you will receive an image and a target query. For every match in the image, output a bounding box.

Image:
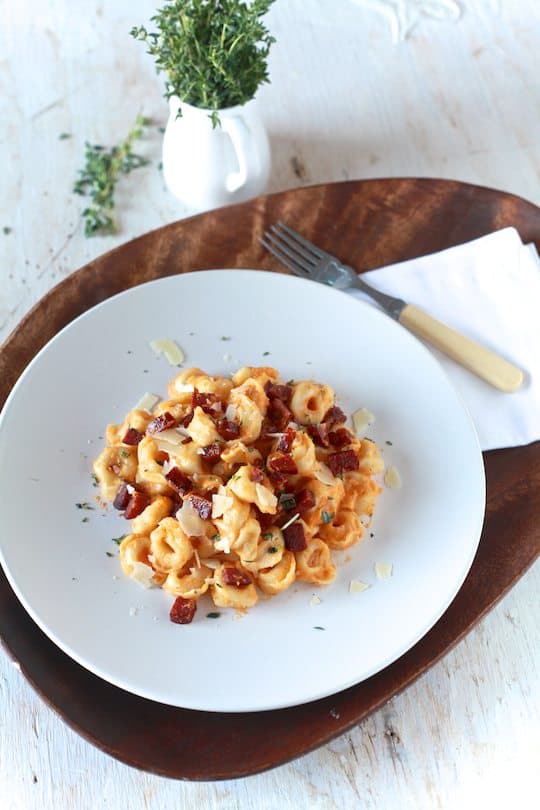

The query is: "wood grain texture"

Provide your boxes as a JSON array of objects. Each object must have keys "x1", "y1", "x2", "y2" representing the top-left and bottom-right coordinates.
[{"x1": 1, "y1": 178, "x2": 539, "y2": 780}]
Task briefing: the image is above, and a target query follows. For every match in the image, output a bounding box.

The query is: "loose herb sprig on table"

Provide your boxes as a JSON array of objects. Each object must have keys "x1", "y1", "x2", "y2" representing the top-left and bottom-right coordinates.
[
  {"x1": 73, "y1": 115, "x2": 149, "y2": 236},
  {"x1": 131, "y1": 0, "x2": 275, "y2": 127}
]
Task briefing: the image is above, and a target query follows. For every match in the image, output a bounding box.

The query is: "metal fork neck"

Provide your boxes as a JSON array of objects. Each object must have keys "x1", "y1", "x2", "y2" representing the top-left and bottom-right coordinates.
[{"x1": 351, "y1": 270, "x2": 406, "y2": 320}]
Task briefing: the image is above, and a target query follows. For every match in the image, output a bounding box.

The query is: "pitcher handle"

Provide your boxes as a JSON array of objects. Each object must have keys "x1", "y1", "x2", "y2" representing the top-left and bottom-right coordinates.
[{"x1": 222, "y1": 116, "x2": 251, "y2": 193}]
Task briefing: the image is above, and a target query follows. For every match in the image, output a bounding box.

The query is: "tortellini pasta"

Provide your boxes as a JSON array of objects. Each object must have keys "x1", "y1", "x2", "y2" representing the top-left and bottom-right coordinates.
[{"x1": 94, "y1": 366, "x2": 384, "y2": 623}]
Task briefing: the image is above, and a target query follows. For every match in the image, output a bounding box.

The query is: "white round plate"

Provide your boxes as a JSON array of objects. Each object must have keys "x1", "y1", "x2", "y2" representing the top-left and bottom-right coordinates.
[{"x1": 0, "y1": 270, "x2": 485, "y2": 712}]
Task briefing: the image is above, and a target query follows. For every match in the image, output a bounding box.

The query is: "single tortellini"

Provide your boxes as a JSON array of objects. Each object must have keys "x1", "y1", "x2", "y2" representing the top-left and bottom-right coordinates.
[
  {"x1": 150, "y1": 517, "x2": 193, "y2": 573},
  {"x1": 213, "y1": 491, "x2": 252, "y2": 552},
  {"x1": 211, "y1": 564, "x2": 258, "y2": 609},
  {"x1": 168, "y1": 368, "x2": 232, "y2": 402},
  {"x1": 119, "y1": 534, "x2": 152, "y2": 577},
  {"x1": 241, "y1": 526, "x2": 285, "y2": 574},
  {"x1": 357, "y1": 439, "x2": 385, "y2": 475},
  {"x1": 257, "y1": 550, "x2": 296, "y2": 595},
  {"x1": 93, "y1": 445, "x2": 138, "y2": 502},
  {"x1": 300, "y1": 476, "x2": 345, "y2": 532},
  {"x1": 295, "y1": 538, "x2": 336, "y2": 585},
  {"x1": 227, "y1": 465, "x2": 277, "y2": 513},
  {"x1": 290, "y1": 431, "x2": 317, "y2": 475},
  {"x1": 153, "y1": 399, "x2": 190, "y2": 421},
  {"x1": 230, "y1": 377, "x2": 269, "y2": 414},
  {"x1": 137, "y1": 436, "x2": 170, "y2": 488},
  {"x1": 289, "y1": 381, "x2": 334, "y2": 425},
  {"x1": 162, "y1": 563, "x2": 213, "y2": 599},
  {"x1": 106, "y1": 409, "x2": 153, "y2": 446},
  {"x1": 318, "y1": 509, "x2": 363, "y2": 550},
  {"x1": 340, "y1": 473, "x2": 381, "y2": 518},
  {"x1": 227, "y1": 392, "x2": 263, "y2": 444},
  {"x1": 131, "y1": 495, "x2": 173, "y2": 535},
  {"x1": 185, "y1": 405, "x2": 220, "y2": 446},
  {"x1": 232, "y1": 516, "x2": 261, "y2": 561},
  {"x1": 232, "y1": 366, "x2": 278, "y2": 387}
]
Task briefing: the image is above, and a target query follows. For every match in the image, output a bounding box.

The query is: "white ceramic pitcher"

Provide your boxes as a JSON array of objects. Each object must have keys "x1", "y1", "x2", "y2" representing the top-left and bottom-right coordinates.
[{"x1": 162, "y1": 96, "x2": 270, "y2": 210}]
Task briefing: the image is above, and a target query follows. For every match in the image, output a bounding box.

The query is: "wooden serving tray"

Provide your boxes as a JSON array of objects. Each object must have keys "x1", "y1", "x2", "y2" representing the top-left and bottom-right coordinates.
[{"x1": 1, "y1": 179, "x2": 539, "y2": 780}]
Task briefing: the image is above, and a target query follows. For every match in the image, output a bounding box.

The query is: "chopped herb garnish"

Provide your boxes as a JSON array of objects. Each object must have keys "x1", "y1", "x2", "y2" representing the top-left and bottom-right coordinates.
[
  {"x1": 76, "y1": 501, "x2": 94, "y2": 510},
  {"x1": 286, "y1": 379, "x2": 295, "y2": 385},
  {"x1": 120, "y1": 450, "x2": 130, "y2": 458},
  {"x1": 370, "y1": 532, "x2": 374, "y2": 538},
  {"x1": 268, "y1": 546, "x2": 279, "y2": 554},
  {"x1": 215, "y1": 582, "x2": 223, "y2": 588},
  {"x1": 263, "y1": 351, "x2": 270, "y2": 356},
  {"x1": 3, "y1": 226, "x2": 12, "y2": 235},
  {"x1": 385, "y1": 440, "x2": 393, "y2": 446},
  {"x1": 73, "y1": 114, "x2": 149, "y2": 236},
  {"x1": 262, "y1": 531, "x2": 274, "y2": 540},
  {"x1": 81, "y1": 516, "x2": 90, "y2": 523},
  {"x1": 321, "y1": 510, "x2": 334, "y2": 524},
  {"x1": 105, "y1": 551, "x2": 115, "y2": 557},
  {"x1": 91, "y1": 473, "x2": 99, "y2": 487},
  {"x1": 313, "y1": 626, "x2": 325, "y2": 630},
  {"x1": 207, "y1": 612, "x2": 221, "y2": 619},
  {"x1": 111, "y1": 534, "x2": 128, "y2": 545},
  {"x1": 279, "y1": 493, "x2": 296, "y2": 511},
  {"x1": 158, "y1": 126, "x2": 166, "y2": 133},
  {"x1": 211, "y1": 533, "x2": 221, "y2": 542},
  {"x1": 59, "y1": 132, "x2": 72, "y2": 140},
  {"x1": 220, "y1": 336, "x2": 231, "y2": 341}
]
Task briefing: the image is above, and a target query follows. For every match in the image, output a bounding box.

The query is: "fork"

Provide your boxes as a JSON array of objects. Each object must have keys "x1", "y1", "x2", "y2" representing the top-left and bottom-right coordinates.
[{"x1": 260, "y1": 221, "x2": 523, "y2": 393}]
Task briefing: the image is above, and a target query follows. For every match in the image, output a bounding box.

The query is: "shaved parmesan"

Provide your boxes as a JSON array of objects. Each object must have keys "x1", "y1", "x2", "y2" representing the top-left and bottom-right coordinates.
[
  {"x1": 255, "y1": 483, "x2": 278, "y2": 512},
  {"x1": 193, "y1": 549, "x2": 201, "y2": 569},
  {"x1": 314, "y1": 463, "x2": 336, "y2": 486},
  {"x1": 212, "y1": 493, "x2": 233, "y2": 519},
  {"x1": 280, "y1": 512, "x2": 300, "y2": 531},
  {"x1": 150, "y1": 338, "x2": 185, "y2": 366},
  {"x1": 375, "y1": 562, "x2": 393, "y2": 580},
  {"x1": 310, "y1": 595, "x2": 321, "y2": 607},
  {"x1": 156, "y1": 428, "x2": 188, "y2": 444},
  {"x1": 129, "y1": 562, "x2": 155, "y2": 589},
  {"x1": 214, "y1": 536, "x2": 231, "y2": 554},
  {"x1": 384, "y1": 466, "x2": 402, "y2": 489},
  {"x1": 176, "y1": 500, "x2": 208, "y2": 537},
  {"x1": 349, "y1": 579, "x2": 370, "y2": 594},
  {"x1": 352, "y1": 408, "x2": 375, "y2": 436},
  {"x1": 134, "y1": 392, "x2": 160, "y2": 412},
  {"x1": 174, "y1": 383, "x2": 195, "y2": 394},
  {"x1": 225, "y1": 403, "x2": 237, "y2": 421},
  {"x1": 126, "y1": 484, "x2": 136, "y2": 495}
]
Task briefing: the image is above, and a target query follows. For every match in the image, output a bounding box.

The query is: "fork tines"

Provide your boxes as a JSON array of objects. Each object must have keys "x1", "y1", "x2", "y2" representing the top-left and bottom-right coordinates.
[{"x1": 260, "y1": 221, "x2": 323, "y2": 277}]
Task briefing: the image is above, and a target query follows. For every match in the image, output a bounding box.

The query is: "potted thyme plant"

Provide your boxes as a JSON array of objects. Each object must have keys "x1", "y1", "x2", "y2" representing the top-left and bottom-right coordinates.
[{"x1": 131, "y1": 0, "x2": 275, "y2": 209}]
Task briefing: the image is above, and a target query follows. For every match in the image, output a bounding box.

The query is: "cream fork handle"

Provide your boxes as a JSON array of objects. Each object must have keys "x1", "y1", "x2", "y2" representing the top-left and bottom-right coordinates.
[{"x1": 398, "y1": 304, "x2": 524, "y2": 392}]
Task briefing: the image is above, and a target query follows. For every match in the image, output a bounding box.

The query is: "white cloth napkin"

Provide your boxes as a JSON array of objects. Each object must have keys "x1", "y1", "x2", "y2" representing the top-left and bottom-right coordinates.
[{"x1": 347, "y1": 227, "x2": 540, "y2": 451}]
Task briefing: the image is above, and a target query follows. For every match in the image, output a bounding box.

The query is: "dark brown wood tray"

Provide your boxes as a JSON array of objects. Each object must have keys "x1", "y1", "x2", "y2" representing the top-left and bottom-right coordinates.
[{"x1": 1, "y1": 179, "x2": 539, "y2": 780}]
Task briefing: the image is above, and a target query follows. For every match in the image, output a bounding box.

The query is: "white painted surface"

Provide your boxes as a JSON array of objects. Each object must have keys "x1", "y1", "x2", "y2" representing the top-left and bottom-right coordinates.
[{"x1": 1, "y1": 1, "x2": 539, "y2": 807}]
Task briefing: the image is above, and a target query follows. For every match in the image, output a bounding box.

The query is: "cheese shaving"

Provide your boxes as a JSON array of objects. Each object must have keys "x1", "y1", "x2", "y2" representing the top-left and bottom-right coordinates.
[
  {"x1": 212, "y1": 493, "x2": 233, "y2": 519},
  {"x1": 349, "y1": 579, "x2": 370, "y2": 594},
  {"x1": 193, "y1": 549, "x2": 201, "y2": 569},
  {"x1": 314, "y1": 463, "x2": 335, "y2": 486},
  {"x1": 280, "y1": 512, "x2": 300, "y2": 531},
  {"x1": 129, "y1": 562, "x2": 155, "y2": 589},
  {"x1": 352, "y1": 407, "x2": 375, "y2": 436},
  {"x1": 176, "y1": 500, "x2": 208, "y2": 537},
  {"x1": 255, "y1": 483, "x2": 278, "y2": 512},
  {"x1": 214, "y1": 536, "x2": 231, "y2": 554},
  {"x1": 203, "y1": 559, "x2": 221, "y2": 570},
  {"x1": 310, "y1": 595, "x2": 321, "y2": 606},
  {"x1": 150, "y1": 338, "x2": 185, "y2": 366},
  {"x1": 375, "y1": 562, "x2": 393, "y2": 579},
  {"x1": 384, "y1": 466, "x2": 402, "y2": 489},
  {"x1": 225, "y1": 403, "x2": 237, "y2": 421},
  {"x1": 126, "y1": 483, "x2": 136, "y2": 494},
  {"x1": 134, "y1": 392, "x2": 160, "y2": 412}
]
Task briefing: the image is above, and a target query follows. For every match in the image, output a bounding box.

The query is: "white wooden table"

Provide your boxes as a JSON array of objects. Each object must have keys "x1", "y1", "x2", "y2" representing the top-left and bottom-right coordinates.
[{"x1": 1, "y1": 2, "x2": 539, "y2": 807}]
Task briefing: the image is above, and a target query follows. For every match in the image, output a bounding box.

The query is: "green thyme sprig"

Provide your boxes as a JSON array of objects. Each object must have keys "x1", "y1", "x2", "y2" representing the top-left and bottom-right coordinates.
[
  {"x1": 131, "y1": 0, "x2": 275, "y2": 127},
  {"x1": 73, "y1": 115, "x2": 150, "y2": 236}
]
